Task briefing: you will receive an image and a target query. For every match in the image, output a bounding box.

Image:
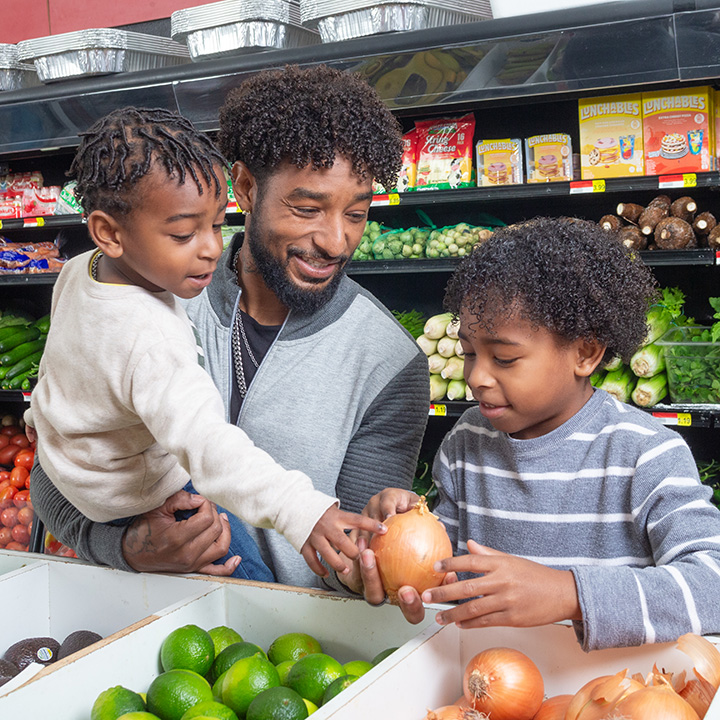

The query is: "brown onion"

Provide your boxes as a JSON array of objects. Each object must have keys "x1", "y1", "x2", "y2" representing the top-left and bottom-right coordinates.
[
  {"x1": 425, "y1": 706, "x2": 485, "y2": 720},
  {"x1": 565, "y1": 670, "x2": 643, "y2": 720},
  {"x1": 462, "y1": 647, "x2": 544, "y2": 720},
  {"x1": 532, "y1": 694, "x2": 573, "y2": 720},
  {"x1": 369, "y1": 495, "x2": 452, "y2": 604},
  {"x1": 611, "y1": 682, "x2": 700, "y2": 719}
]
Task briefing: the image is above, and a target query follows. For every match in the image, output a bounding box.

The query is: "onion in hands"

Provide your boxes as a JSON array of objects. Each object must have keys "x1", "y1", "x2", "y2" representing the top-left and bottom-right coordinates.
[
  {"x1": 369, "y1": 496, "x2": 452, "y2": 605},
  {"x1": 462, "y1": 647, "x2": 544, "y2": 720}
]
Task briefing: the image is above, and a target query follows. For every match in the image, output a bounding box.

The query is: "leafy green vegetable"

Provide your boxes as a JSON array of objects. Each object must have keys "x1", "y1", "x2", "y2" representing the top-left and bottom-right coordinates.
[
  {"x1": 661, "y1": 326, "x2": 720, "y2": 404},
  {"x1": 697, "y1": 459, "x2": 720, "y2": 508},
  {"x1": 392, "y1": 309, "x2": 427, "y2": 339},
  {"x1": 710, "y1": 297, "x2": 720, "y2": 343}
]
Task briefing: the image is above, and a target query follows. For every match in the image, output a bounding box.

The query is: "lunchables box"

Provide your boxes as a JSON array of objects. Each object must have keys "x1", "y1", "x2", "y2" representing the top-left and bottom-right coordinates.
[
  {"x1": 642, "y1": 86, "x2": 714, "y2": 176},
  {"x1": 475, "y1": 138, "x2": 523, "y2": 186},
  {"x1": 525, "y1": 133, "x2": 573, "y2": 182},
  {"x1": 578, "y1": 93, "x2": 644, "y2": 179}
]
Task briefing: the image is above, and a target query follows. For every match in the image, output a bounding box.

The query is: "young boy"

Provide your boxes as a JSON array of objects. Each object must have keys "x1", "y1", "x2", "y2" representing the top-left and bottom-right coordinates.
[
  {"x1": 27, "y1": 107, "x2": 384, "y2": 581},
  {"x1": 361, "y1": 217, "x2": 720, "y2": 650}
]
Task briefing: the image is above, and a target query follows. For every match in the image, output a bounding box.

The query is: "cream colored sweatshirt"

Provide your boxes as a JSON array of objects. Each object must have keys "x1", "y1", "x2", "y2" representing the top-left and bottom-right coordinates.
[{"x1": 27, "y1": 251, "x2": 335, "y2": 552}]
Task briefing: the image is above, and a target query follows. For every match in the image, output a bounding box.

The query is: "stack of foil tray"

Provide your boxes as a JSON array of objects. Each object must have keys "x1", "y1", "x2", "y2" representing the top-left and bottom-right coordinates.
[
  {"x1": 299, "y1": 0, "x2": 492, "y2": 42},
  {"x1": 172, "y1": 0, "x2": 321, "y2": 60},
  {"x1": 16, "y1": 29, "x2": 191, "y2": 83},
  {"x1": 0, "y1": 44, "x2": 40, "y2": 91}
]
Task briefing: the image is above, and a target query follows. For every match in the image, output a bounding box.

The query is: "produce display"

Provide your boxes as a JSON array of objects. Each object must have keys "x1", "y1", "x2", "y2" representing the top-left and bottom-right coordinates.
[
  {"x1": 89, "y1": 622, "x2": 396, "y2": 720},
  {"x1": 417, "y1": 312, "x2": 469, "y2": 403},
  {"x1": 0, "y1": 310, "x2": 48, "y2": 390},
  {"x1": 425, "y1": 633, "x2": 720, "y2": 720}
]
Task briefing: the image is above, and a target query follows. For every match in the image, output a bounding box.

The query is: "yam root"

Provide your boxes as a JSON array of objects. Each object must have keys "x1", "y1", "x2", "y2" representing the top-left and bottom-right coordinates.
[
  {"x1": 617, "y1": 225, "x2": 647, "y2": 250},
  {"x1": 693, "y1": 211, "x2": 716, "y2": 237},
  {"x1": 654, "y1": 216, "x2": 695, "y2": 249},
  {"x1": 670, "y1": 196, "x2": 697, "y2": 222},
  {"x1": 707, "y1": 224, "x2": 720, "y2": 249},
  {"x1": 639, "y1": 204, "x2": 669, "y2": 235},
  {"x1": 599, "y1": 214, "x2": 622, "y2": 232},
  {"x1": 616, "y1": 202, "x2": 643, "y2": 223},
  {"x1": 648, "y1": 194, "x2": 672, "y2": 211}
]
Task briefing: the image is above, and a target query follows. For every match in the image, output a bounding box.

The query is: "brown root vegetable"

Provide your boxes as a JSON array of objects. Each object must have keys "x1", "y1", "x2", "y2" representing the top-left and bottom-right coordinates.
[
  {"x1": 648, "y1": 194, "x2": 672, "y2": 211},
  {"x1": 707, "y1": 224, "x2": 720, "y2": 249},
  {"x1": 616, "y1": 202, "x2": 643, "y2": 223},
  {"x1": 693, "y1": 211, "x2": 716, "y2": 238},
  {"x1": 654, "y1": 216, "x2": 695, "y2": 249},
  {"x1": 617, "y1": 225, "x2": 647, "y2": 250},
  {"x1": 670, "y1": 196, "x2": 697, "y2": 222},
  {"x1": 599, "y1": 214, "x2": 622, "y2": 232},
  {"x1": 639, "y1": 204, "x2": 669, "y2": 235}
]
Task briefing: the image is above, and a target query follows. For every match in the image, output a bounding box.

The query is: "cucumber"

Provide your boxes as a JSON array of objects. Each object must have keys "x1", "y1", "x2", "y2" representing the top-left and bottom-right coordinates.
[
  {"x1": 0, "y1": 366, "x2": 10, "y2": 380},
  {"x1": 6, "y1": 369, "x2": 35, "y2": 390},
  {"x1": 0, "y1": 326, "x2": 40, "y2": 353},
  {"x1": 33, "y1": 314, "x2": 50, "y2": 334},
  {"x1": 0, "y1": 325, "x2": 30, "y2": 343},
  {"x1": 4, "y1": 350, "x2": 44, "y2": 380},
  {"x1": 0, "y1": 337, "x2": 46, "y2": 367}
]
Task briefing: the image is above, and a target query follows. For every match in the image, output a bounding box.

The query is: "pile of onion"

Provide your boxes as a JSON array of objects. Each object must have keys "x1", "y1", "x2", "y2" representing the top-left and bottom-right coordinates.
[{"x1": 369, "y1": 495, "x2": 452, "y2": 604}]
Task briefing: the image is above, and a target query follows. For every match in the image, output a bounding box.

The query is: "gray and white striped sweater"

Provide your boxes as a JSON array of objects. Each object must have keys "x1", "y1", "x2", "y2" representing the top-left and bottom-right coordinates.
[{"x1": 433, "y1": 388, "x2": 720, "y2": 651}]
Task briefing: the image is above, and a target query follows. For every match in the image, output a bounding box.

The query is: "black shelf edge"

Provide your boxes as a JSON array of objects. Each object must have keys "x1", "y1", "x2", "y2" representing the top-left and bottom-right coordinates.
[
  {"x1": 0, "y1": 215, "x2": 84, "y2": 231},
  {"x1": 0, "y1": 390, "x2": 31, "y2": 403}
]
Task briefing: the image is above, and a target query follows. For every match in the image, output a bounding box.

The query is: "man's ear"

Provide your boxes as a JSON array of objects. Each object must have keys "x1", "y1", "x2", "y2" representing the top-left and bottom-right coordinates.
[
  {"x1": 231, "y1": 161, "x2": 257, "y2": 214},
  {"x1": 86, "y1": 211, "x2": 124, "y2": 259},
  {"x1": 576, "y1": 338, "x2": 607, "y2": 378}
]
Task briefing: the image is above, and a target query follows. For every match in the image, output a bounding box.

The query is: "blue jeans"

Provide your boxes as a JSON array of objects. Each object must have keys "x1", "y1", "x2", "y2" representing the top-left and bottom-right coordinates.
[{"x1": 181, "y1": 481, "x2": 275, "y2": 582}]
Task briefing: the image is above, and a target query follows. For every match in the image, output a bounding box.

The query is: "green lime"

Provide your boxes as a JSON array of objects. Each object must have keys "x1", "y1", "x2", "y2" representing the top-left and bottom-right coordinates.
[
  {"x1": 267, "y1": 633, "x2": 322, "y2": 666},
  {"x1": 275, "y1": 660, "x2": 295, "y2": 686},
  {"x1": 212, "y1": 671, "x2": 228, "y2": 703},
  {"x1": 301, "y1": 699, "x2": 317, "y2": 716},
  {"x1": 160, "y1": 625, "x2": 215, "y2": 677},
  {"x1": 208, "y1": 626, "x2": 244, "y2": 657},
  {"x1": 246, "y1": 686, "x2": 309, "y2": 720},
  {"x1": 321, "y1": 675, "x2": 358, "y2": 706},
  {"x1": 284, "y1": 653, "x2": 344, "y2": 707},
  {"x1": 91, "y1": 686, "x2": 146, "y2": 720},
  {"x1": 210, "y1": 642, "x2": 268, "y2": 684},
  {"x1": 146, "y1": 669, "x2": 214, "y2": 720},
  {"x1": 342, "y1": 660, "x2": 372, "y2": 677},
  {"x1": 221, "y1": 653, "x2": 280, "y2": 718},
  {"x1": 117, "y1": 715, "x2": 161, "y2": 720},
  {"x1": 371, "y1": 647, "x2": 397, "y2": 665},
  {"x1": 179, "y1": 700, "x2": 239, "y2": 720}
]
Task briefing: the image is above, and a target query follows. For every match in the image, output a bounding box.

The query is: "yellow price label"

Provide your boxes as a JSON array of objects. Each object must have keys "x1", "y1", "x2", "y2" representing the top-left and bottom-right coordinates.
[
  {"x1": 0, "y1": 220, "x2": 3, "y2": 229},
  {"x1": 677, "y1": 413, "x2": 692, "y2": 427},
  {"x1": 36, "y1": 216, "x2": 45, "y2": 227},
  {"x1": 388, "y1": 193, "x2": 400, "y2": 206},
  {"x1": 683, "y1": 174, "x2": 697, "y2": 188},
  {"x1": 592, "y1": 180, "x2": 606, "y2": 193},
  {"x1": 429, "y1": 404, "x2": 447, "y2": 417}
]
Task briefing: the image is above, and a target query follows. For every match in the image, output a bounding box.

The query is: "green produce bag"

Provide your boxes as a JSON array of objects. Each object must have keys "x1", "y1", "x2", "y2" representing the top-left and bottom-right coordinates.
[
  {"x1": 371, "y1": 226, "x2": 432, "y2": 260},
  {"x1": 425, "y1": 222, "x2": 495, "y2": 258},
  {"x1": 352, "y1": 220, "x2": 392, "y2": 261}
]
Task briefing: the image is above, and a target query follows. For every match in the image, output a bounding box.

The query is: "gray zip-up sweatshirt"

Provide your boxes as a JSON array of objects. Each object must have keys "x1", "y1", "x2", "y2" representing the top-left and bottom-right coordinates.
[{"x1": 30, "y1": 243, "x2": 430, "y2": 588}]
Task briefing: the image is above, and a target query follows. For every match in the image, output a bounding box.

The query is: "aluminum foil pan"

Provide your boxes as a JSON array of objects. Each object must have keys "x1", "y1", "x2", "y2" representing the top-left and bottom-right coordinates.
[
  {"x1": 17, "y1": 29, "x2": 190, "y2": 83},
  {"x1": 307, "y1": 4, "x2": 491, "y2": 42},
  {"x1": 300, "y1": 0, "x2": 491, "y2": 23},
  {"x1": 172, "y1": 0, "x2": 297, "y2": 35},
  {"x1": 0, "y1": 43, "x2": 40, "y2": 90},
  {"x1": 183, "y1": 21, "x2": 320, "y2": 60}
]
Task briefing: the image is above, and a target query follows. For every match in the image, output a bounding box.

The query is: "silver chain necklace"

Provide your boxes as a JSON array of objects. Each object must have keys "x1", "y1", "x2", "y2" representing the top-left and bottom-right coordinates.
[
  {"x1": 231, "y1": 249, "x2": 259, "y2": 398},
  {"x1": 90, "y1": 251, "x2": 102, "y2": 280}
]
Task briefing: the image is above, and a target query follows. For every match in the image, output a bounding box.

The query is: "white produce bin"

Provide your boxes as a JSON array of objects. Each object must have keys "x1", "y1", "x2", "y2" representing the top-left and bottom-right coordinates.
[
  {"x1": 0, "y1": 579, "x2": 440, "y2": 718},
  {"x1": 325, "y1": 620, "x2": 720, "y2": 718},
  {"x1": 0, "y1": 549, "x2": 47, "y2": 578}
]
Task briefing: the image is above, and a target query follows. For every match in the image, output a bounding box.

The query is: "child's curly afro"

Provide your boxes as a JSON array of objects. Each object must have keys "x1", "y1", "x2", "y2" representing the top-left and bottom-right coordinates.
[
  {"x1": 217, "y1": 64, "x2": 403, "y2": 191},
  {"x1": 444, "y1": 216, "x2": 658, "y2": 364}
]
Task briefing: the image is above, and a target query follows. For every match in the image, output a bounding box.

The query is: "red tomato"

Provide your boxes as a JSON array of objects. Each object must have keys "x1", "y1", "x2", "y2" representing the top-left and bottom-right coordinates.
[
  {"x1": 0, "y1": 471, "x2": 10, "y2": 483},
  {"x1": 5, "y1": 541, "x2": 27, "y2": 552},
  {"x1": 0, "y1": 480, "x2": 9, "y2": 494},
  {"x1": 1, "y1": 506, "x2": 18, "y2": 527},
  {"x1": 13, "y1": 489, "x2": 29, "y2": 508},
  {"x1": 0, "y1": 436, "x2": 9, "y2": 451},
  {"x1": 9, "y1": 466, "x2": 28, "y2": 489},
  {"x1": 0, "y1": 445, "x2": 21, "y2": 467},
  {"x1": 9, "y1": 434, "x2": 29, "y2": 449},
  {"x1": 11, "y1": 524, "x2": 29, "y2": 545},
  {"x1": 17, "y1": 506, "x2": 33, "y2": 526},
  {"x1": 0, "y1": 526, "x2": 11, "y2": 546},
  {"x1": 24, "y1": 473, "x2": 30, "y2": 490},
  {"x1": 0, "y1": 426, "x2": 21, "y2": 437},
  {"x1": 13, "y1": 450, "x2": 34, "y2": 471},
  {"x1": 0, "y1": 486, "x2": 17, "y2": 509}
]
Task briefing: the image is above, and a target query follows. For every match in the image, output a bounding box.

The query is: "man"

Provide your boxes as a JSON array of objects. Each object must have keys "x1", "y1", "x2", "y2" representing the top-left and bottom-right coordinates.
[{"x1": 30, "y1": 65, "x2": 430, "y2": 592}]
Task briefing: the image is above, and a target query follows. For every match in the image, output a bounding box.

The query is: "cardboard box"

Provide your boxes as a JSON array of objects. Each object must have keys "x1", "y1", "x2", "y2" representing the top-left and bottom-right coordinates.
[
  {"x1": 579, "y1": 93, "x2": 644, "y2": 179},
  {"x1": 643, "y1": 86, "x2": 714, "y2": 176},
  {"x1": 525, "y1": 133, "x2": 573, "y2": 182},
  {"x1": 475, "y1": 138, "x2": 523, "y2": 186}
]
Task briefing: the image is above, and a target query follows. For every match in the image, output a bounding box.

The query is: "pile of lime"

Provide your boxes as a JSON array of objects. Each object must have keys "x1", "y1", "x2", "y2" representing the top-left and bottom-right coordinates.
[{"x1": 90, "y1": 624, "x2": 397, "y2": 720}]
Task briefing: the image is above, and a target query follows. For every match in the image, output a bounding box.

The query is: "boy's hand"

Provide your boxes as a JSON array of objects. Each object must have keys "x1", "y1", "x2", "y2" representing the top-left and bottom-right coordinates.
[
  {"x1": 420, "y1": 539, "x2": 581, "y2": 629},
  {"x1": 363, "y1": 488, "x2": 420, "y2": 523},
  {"x1": 301, "y1": 505, "x2": 386, "y2": 578}
]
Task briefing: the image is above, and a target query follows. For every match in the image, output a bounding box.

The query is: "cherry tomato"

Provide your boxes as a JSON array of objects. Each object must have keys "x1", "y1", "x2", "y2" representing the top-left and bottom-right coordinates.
[
  {"x1": 0, "y1": 526, "x2": 11, "y2": 546},
  {"x1": 9, "y1": 466, "x2": 28, "y2": 489},
  {"x1": 0, "y1": 426, "x2": 22, "y2": 437},
  {"x1": 11, "y1": 524, "x2": 29, "y2": 545},
  {"x1": 5, "y1": 541, "x2": 27, "y2": 552},
  {"x1": 13, "y1": 489, "x2": 29, "y2": 509},
  {"x1": 0, "y1": 445, "x2": 21, "y2": 467},
  {"x1": 17, "y1": 506, "x2": 33, "y2": 526},
  {"x1": 0, "y1": 486, "x2": 17, "y2": 509},
  {"x1": 0, "y1": 471, "x2": 10, "y2": 483},
  {"x1": 0, "y1": 436, "x2": 9, "y2": 451},
  {"x1": 0, "y1": 480, "x2": 10, "y2": 494},
  {"x1": 1, "y1": 506, "x2": 18, "y2": 527},
  {"x1": 9, "y1": 434, "x2": 29, "y2": 449},
  {"x1": 13, "y1": 450, "x2": 34, "y2": 471}
]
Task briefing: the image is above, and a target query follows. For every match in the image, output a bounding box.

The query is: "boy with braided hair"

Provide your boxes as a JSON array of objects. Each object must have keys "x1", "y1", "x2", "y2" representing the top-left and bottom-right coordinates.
[{"x1": 27, "y1": 107, "x2": 386, "y2": 580}]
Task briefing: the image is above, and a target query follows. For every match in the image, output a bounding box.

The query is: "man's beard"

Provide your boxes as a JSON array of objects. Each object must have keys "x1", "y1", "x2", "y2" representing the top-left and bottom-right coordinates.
[{"x1": 245, "y1": 209, "x2": 349, "y2": 316}]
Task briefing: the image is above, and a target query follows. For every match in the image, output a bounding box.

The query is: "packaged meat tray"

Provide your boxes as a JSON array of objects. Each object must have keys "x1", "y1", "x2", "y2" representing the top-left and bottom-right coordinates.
[
  {"x1": 299, "y1": 0, "x2": 492, "y2": 43},
  {"x1": 171, "y1": 0, "x2": 320, "y2": 60},
  {"x1": 16, "y1": 29, "x2": 190, "y2": 83}
]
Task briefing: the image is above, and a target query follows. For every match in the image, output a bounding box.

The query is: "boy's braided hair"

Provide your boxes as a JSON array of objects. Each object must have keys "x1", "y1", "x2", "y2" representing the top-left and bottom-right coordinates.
[
  {"x1": 69, "y1": 107, "x2": 228, "y2": 217},
  {"x1": 444, "y1": 216, "x2": 659, "y2": 364},
  {"x1": 217, "y1": 64, "x2": 403, "y2": 191}
]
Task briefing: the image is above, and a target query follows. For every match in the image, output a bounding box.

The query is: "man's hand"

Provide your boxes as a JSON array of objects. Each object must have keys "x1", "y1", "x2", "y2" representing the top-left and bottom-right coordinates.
[
  {"x1": 122, "y1": 490, "x2": 239, "y2": 576},
  {"x1": 301, "y1": 505, "x2": 386, "y2": 578},
  {"x1": 420, "y1": 539, "x2": 581, "y2": 629}
]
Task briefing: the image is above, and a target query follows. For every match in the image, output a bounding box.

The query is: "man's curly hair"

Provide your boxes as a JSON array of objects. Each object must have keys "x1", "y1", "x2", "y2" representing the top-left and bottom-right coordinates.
[
  {"x1": 217, "y1": 64, "x2": 403, "y2": 190},
  {"x1": 444, "y1": 216, "x2": 658, "y2": 364}
]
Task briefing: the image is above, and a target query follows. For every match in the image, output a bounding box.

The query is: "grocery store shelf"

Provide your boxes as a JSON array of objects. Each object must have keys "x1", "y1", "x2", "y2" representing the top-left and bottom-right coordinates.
[
  {"x1": 0, "y1": 273, "x2": 60, "y2": 286},
  {"x1": 0, "y1": 215, "x2": 83, "y2": 231},
  {"x1": 0, "y1": 390, "x2": 31, "y2": 403}
]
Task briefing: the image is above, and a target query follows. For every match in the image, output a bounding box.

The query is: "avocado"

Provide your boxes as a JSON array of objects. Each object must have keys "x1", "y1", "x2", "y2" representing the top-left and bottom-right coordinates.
[
  {"x1": 0, "y1": 658, "x2": 18, "y2": 677},
  {"x1": 3, "y1": 637, "x2": 60, "y2": 670},
  {"x1": 57, "y1": 630, "x2": 102, "y2": 660}
]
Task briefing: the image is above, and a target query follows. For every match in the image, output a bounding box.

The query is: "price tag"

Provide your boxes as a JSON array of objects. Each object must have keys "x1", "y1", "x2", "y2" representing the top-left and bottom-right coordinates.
[
  {"x1": 715, "y1": 250, "x2": 720, "y2": 265},
  {"x1": 22, "y1": 392, "x2": 31, "y2": 403},
  {"x1": 428, "y1": 404, "x2": 447, "y2": 417},
  {"x1": 651, "y1": 412, "x2": 692, "y2": 427},
  {"x1": 658, "y1": 174, "x2": 696, "y2": 189},
  {"x1": 0, "y1": 221, "x2": 3, "y2": 229},
  {"x1": 226, "y1": 201, "x2": 239, "y2": 213},
  {"x1": 22, "y1": 216, "x2": 45, "y2": 228},
  {"x1": 388, "y1": 193, "x2": 400, "y2": 206},
  {"x1": 371, "y1": 194, "x2": 390, "y2": 207},
  {"x1": 569, "y1": 180, "x2": 605, "y2": 194}
]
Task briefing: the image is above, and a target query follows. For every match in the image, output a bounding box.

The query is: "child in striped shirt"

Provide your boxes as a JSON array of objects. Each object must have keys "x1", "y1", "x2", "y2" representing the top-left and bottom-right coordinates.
[{"x1": 380, "y1": 216, "x2": 720, "y2": 650}]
